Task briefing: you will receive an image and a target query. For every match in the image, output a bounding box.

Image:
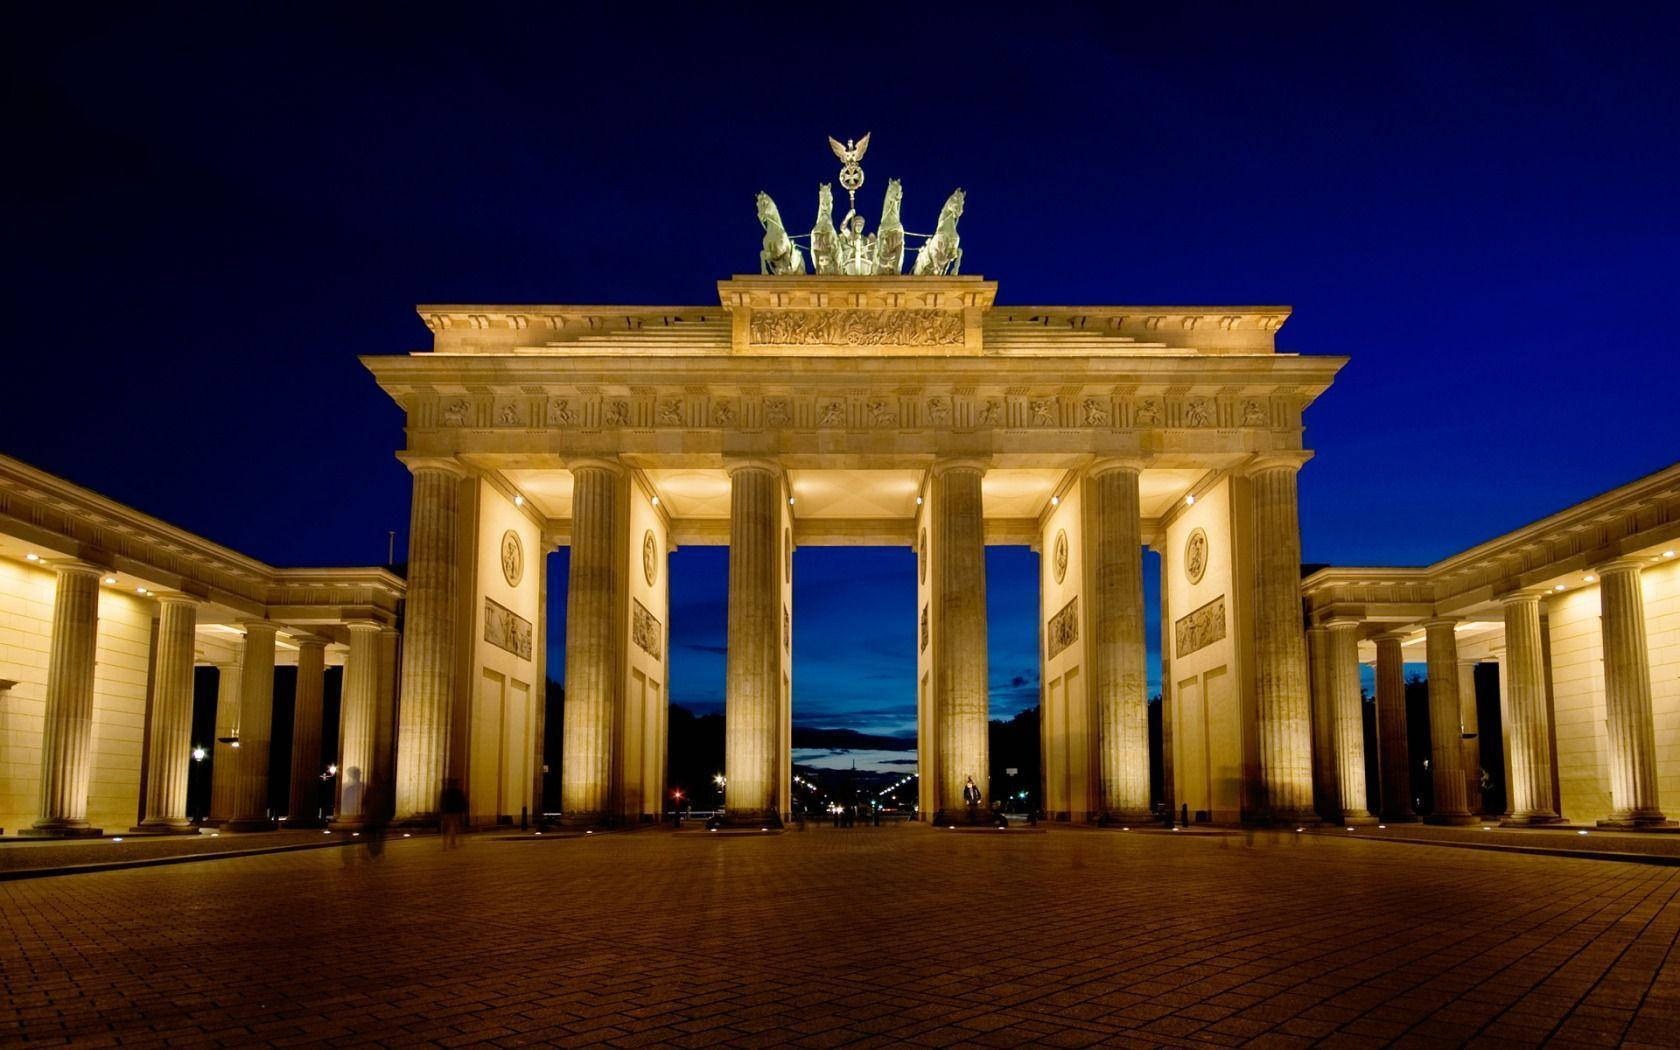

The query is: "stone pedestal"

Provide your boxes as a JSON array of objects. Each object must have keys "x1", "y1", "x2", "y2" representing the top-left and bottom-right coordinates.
[
  {"x1": 723, "y1": 461, "x2": 781, "y2": 826},
  {"x1": 136, "y1": 594, "x2": 200, "y2": 834},
  {"x1": 226, "y1": 621, "x2": 278, "y2": 831},
  {"x1": 932, "y1": 459, "x2": 989, "y2": 824},
  {"x1": 1596, "y1": 560, "x2": 1672, "y2": 828},
  {"x1": 1090, "y1": 461, "x2": 1150, "y2": 823},
  {"x1": 331, "y1": 622, "x2": 383, "y2": 830},
  {"x1": 1499, "y1": 594, "x2": 1563, "y2": 825},
  {"x1": 561, "y1": 460, "x2": 625, "y2": 824},
  {"x1": 1248, "y1": 456, "x2": 1315, "y2": 822},
  {"x1": 1374, "y1": 632, "x2": 1416, "y2": 821},
  {"x1": 285, "y1": 636, "x2": 327, "y2": 827},
  {"x1": 1423, "y1": 619, "x2": 1476, "y2": 825},
  {"x1": 1328, "y1": 621, "x2": 1376, "y2": 824},
  {"x1": 28, "y1": 563, "x2": 104, "y2": 837},
  {"x1": 394, "y1": 458, "x2": 466, "y2": 824}
]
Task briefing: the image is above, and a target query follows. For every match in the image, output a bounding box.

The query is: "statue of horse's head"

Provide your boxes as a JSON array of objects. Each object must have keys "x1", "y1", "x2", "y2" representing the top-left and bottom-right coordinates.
[
  {"x1": 882, "y1": 179, "x2": 903, "y2": 223},
  {"x1": 816, "y1": 183, "x2": 833, "y2": 216},
  {"x1": 940, "y1": 188, "x2": 966, "y2": 226},
  {"x1": 756, "y1": 191, "x2": 784, "y2": 231}
]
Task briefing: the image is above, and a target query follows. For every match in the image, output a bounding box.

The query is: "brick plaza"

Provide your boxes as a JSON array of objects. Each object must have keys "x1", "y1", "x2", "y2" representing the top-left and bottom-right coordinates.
[{"x1": 5, "y1": 826, "x2": 1680, "y2": 1047}]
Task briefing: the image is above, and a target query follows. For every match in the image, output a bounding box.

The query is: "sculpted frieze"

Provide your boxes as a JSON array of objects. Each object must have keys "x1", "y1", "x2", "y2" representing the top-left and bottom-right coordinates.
[
  {"x1": 484, "y1": 597, "x2": 532, "y2": 660},
  {"x1": 748, "y1": 308, "x2": 964, "y2": 347},
  {"x1": 632, "y1": 598, "x2": 662, "y2": 658},
  {"x1": 1174, "y1": 595, "x2": 1227, "y2": 658},
  {"x1": 1047, "y1": 595, "x2": 1079, "y2": 659}
]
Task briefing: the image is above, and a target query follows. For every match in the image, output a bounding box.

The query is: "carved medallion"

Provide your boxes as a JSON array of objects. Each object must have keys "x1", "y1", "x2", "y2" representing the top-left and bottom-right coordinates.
[
  {"x1": 1053, "y1": 529, "x2": 1069, "y2": 584},
  {"x1": 642, "y1": 530, "x2": 658, "y2": 586},
  {"x1": 500, "y1": 530, "x2": 523, "y2": 587},
  {"x1": 1184, "y1": 527, "x2": 1208, "y2": 585},
  {"x1": 919, "y1": 527, "x2": 928, "y2": 584}
]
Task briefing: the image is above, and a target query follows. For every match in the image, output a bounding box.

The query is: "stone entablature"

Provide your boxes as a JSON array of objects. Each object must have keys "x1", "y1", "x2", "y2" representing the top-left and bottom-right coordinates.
[
  {"x1": 415, "y1": 275, "x2": 1291, "y2": 358},
  {"x1": 0, "y1": 454, "x2": 403, "y2": 629},
  {"x1": 1302, "y1": 461, "x2": 1680, "y2": 628}
]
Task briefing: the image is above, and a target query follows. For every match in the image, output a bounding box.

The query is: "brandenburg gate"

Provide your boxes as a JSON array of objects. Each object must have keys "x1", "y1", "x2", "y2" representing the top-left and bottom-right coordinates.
[{"x1": 363, "y1": 143, "x2": 1344, "y2": 827}]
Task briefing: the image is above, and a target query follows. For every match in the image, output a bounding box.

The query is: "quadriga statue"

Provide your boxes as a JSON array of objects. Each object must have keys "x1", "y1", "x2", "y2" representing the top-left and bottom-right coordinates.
[
  {"x1": 809, "y1": 183, "x2": 839, "y2": 275},
  {"x1": 873, "y1": 178, "x2": 905, "y2": 275},
  {"x1": 755, "y1": 191, "x2": 806, "y2": 275}
]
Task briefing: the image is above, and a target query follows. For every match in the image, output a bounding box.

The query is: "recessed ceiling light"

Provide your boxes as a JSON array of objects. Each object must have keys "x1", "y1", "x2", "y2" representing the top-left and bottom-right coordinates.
[
  {"x1": 24, "y1": 552, "x2": 39, "y2": 562},
  {"x1": 103, "y1": 576, "x2": 117, "y2": 585},
  {"x1": 1553, "y1": 584, "x2": 1566, "y2": 592},
  {"x1": 1185, "y1": 494, "x2": 1196, "y2": 506},
  {"x1": 915, "y1": 496, "x2": 923, "y2": 505},
  {"x1": 1666, "y1": 551, "x2": 1676, "y2": 558},
  {"x1": 650, "y1": 495, "x2": 659, "y2": 506},
  {"x1": 788, "y1": 497, "x2": 795, "y2": 506},
  {"x1": 1584, "y1": 575, "x2": 1596, "y2": 583},
  {"x1": 513, "y1": 494, "x2": 523, "y2": 507},
  {"x1": 1050, "y1": 495, "x2": 1060, "y2": 507}
]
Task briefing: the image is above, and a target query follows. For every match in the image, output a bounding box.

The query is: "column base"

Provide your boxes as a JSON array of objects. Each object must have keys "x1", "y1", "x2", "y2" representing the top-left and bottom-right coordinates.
[
  {"x1": 1598, "y1": 815, "x2": 1680, "y2": 830},
  {"x1": 21, "y1": 822, "x2": 103, "y2": 838},
  {"x1": 131, "y1": 820, "x2": 201, "y2": 835},
  {"x1": 223, "y1": 818, "x2": 277, "y2": 832},
  {"x1": 1425, "y1": 812, "x2": 1481, "y2": 826},
  {"x1": 1501, "y1": 813, "x2": 1567, "y2": 827}
]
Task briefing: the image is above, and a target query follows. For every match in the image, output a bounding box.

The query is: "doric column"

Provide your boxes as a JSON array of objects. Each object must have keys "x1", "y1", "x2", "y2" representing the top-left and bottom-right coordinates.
[
  {"x1": 209, "y1": 648, "x2": 243, "y2": 823},
  {"x1": 372, "y1": 627, "x2": 400, "y2": 814},
  {"x1": 1423, "y1": 619, "x2": 1475, "y2": 824},
  {"x1": 285, "y1": 635, "x2": 327, "y2": 826},
  {"x1": 1327, "y1": 621, "x2": 1375, "y2": 823},
  {"x1": 1247, "y1": 454, "x2": 1314, "y2": 821},
  {"x1": 1457, "y1": 659, "x2": 1482, "y2": 814},
  {"x1": 1306, "y1": 626, "x2": 1339, "y2": 821},
  {"x1": 1090, "y1": 460, "x2": 1149, "y2": 823},
  {"x1": 1596, "y1": 559, "x2": 1671, "y2": 827},
  {"x1": 562, "y1": 459, "x2": 626, "y2": 823},
  {"x1": 394, "y1": 457, "x2": 466, "y2": 823},
  {"x1": 1374, "y1": 632, "x2": 1415, "y2": 821},
  {"x1": 226, "y1": 621, "x2": 278, "y2": 831},
  {"x1": 1500, "y1": 594, "x2": 1562, "y2": 824},
  {"x1": 331, "y1": 621, "x2": 383, "y2": 829},
  {"x1": 724, "y1": 461, "x2": 781, "y2": 825},
  {"x1": 30, "y1": 562, "x2": 104, "y2": 837},
  {"x1": 137, "y1": 593, "x2": 200, "y2": 833},
  {"x1": 933, "y1": 458, "x2": 989, "y2": 822}
]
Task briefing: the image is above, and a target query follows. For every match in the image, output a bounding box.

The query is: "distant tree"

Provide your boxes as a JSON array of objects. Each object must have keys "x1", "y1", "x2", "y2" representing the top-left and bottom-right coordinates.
[
  {"x1": 666, "y1": 704, "x2": 725, "y2": 809},
  {"x1": 989, "y1": 706, "x2": 1040, "y2": 811}
]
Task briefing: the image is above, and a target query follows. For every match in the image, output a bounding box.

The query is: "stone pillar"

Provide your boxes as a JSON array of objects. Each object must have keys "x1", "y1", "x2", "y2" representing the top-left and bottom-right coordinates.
[
  {"x1": 1596, "y1": 559, "x2": 1671, "y2": 827},
  {"x1": 724, "y1": 461, "x2": 781, "y2": 825},
  {"x1": 226, "y1": 621, "x2": 278, "y2": 831},
  {"x1": 1374, "y1": 632, "x2": 1415, "y2": 821},
  {"x1": 373, "y1": 627, "x2": 399, "y2": 817},
  {"x1": 394, "y1": 458, "x2": 466, "y2": 823},
  {"x1": 1306, "y1": 626, "x2": 1339, "y2": 821},
  {"x1": 1327, "y1": 621, "x2": 1375, "y2": 823},
  {"x1": 30, "y1": 563, "x2": 104, "y2": 837},
  {"x1": 1457, "y1": 659, "x2": 1482, "y2": 814},
  {"x1": 209, "y1": 648, "x2": 243, "y2": 824},
  {"x1": 1247, "y1": 455, "x2": 1315, "y2": 822},
  {"x1": 562, "y1": 460, "x2": 625, "y2": 823},
  {"x1": 1423, "y1": 619, "x2": 1475, "y2": 824},
  {"x1": 137, "y1": 593, "x2": 199, "y2": 833},
  {"x1": 933, "y1": 458, "x2": 989, "y2": 822},
  {"x1": 285, "y1": 636, "x2": 327, "y2": 826},
  {"x1": 331, "y1": 621, "x2": 383, "y2": 830},
  {"x1": 1090, "y1": 461, "x2": 1149, "y2": 823},
  {"x1": 1500, "y1": 594, "x2": 1562, "y2": 824}
]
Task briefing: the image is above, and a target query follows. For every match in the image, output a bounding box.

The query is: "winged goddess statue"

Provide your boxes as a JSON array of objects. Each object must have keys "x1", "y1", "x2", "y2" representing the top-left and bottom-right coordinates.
[{"x1": 828, "y1": 132, "x2": 870, "y2": 209}]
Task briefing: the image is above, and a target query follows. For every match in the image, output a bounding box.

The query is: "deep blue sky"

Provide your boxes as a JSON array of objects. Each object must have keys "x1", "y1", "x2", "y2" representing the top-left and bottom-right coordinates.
[{"x1": 5, "y1": 5, "x2": 1677, "y2": 736}]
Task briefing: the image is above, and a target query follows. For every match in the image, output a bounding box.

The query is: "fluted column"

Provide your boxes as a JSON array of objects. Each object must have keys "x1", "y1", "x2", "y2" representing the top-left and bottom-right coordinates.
[
  {"x1": 1091, "y1": 461, "x2": 1149, "y2": 822},
  {"x1": 394, "y1": 458, "x2": 466, "y2": 823},
  {"x1": 933, "y1": 458, "x2": 989, "y2": 822},
  {"x1": 1374, "y1": 632, "x2": 1415, "y2": 821},
  {"x1": 1306, "y1": 626, "x2": 1339, "y2": 821},
  {"x1": 372, "y1": 627, "x2": 399, "y2": 815},
  {"x1": 1247, "y1": 455, "x2": 1314, "y2": 821},
  {"x1": 209, "y1": 648, "x2": 243, "y2": 823},
  {"x1": 1500, "y1": 594, "x2": 1562, "y2": 824},
  {"x1": 285, "y1": 636, "x2": 327, "y2": 826},
  {"x1": 227, "y1": 621, "x2": 278, "y2": 831},
  {"x1": 1457, "y1": 659, "x2": 1482, "y2": 814},
  {"x1": 1423, "y1": 619, "x2": 1475, "y2": 824},
  {"x1": 724, "y1": 461, "x2": 781, "y2": 825},
  {"x1": 1327, "y1": 621, "x2": 1375, "y2": 823},
  {"x1": 137, "y1": 593, "x2": 200, "y2": 833},
  {"x1": 1597, "y1": 559, "x2": 1670, "y2": 827},
  {"x1": 30, "y1": 563, "x2": 104, "y2": 836},
  {"x1": 561, "y1": 460, "x2": 625, "y2": 823},
  {"x1": 331, "y1": 621, "x2": 383, "y2": 829}
]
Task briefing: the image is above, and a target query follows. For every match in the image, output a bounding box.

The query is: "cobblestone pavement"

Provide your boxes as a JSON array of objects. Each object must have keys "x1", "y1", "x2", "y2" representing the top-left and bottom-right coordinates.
[{"x1": 5, "y1": 824, "x2": 1680, "y2": 1048}]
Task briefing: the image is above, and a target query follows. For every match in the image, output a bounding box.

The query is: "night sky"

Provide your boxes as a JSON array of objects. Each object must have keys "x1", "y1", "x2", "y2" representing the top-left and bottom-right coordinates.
[{"x1": 7, "y1": 5, "x2": 1677, "y2": 746}]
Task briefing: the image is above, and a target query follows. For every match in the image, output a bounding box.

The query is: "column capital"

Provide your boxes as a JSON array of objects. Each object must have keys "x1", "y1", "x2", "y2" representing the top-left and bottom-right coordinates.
[
  {"x1": 1242, "y1": 450, "x2": 1313, "y2": 475},
  {"x1": 237, "y1": 618, "x2": 280, "y2": 639},
  {"x1": 724, "y1": 457, "x2": 781, "y2": 477},
  {"x1": 343, "y1": 619, "x2": 384, "y2": 634},
  {"x1": 1324, "y1": 617, "x2": 1363, "y2": 632},
  {"x1": 44, "y1": 558, "x2": 105, "y2": 579},
  {"x1": 1421, "y1": 616, "x2": 1460, "y2": 630},
  {"x1": 289, "y1": 631, "x2": 330, "y2": 650},
  {"x1": 930, "y1": 455, "x2": 990, "y2": 477},
  {"x1": 396, "y1": 453, "x2": 470, "y2": 478},
  {"x1": 1593, "y1": 555, "x2": 1649, "y2": 577},
  {"x1": 149, "y1": 589, "x2": 201, "y2": 607},
  {"x1": 1499, "y1": 589, "x2": 1549, "y2": 607},
  {"x1": 1088, "y1": 455, "x2": 1150, "y2": 477},
  {"x1": 1373, "y1": 629, "x2": 1410, "y2": 645},
  {"x1": 565, "y1": 456, "x2": 626, "y2": 476}
]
